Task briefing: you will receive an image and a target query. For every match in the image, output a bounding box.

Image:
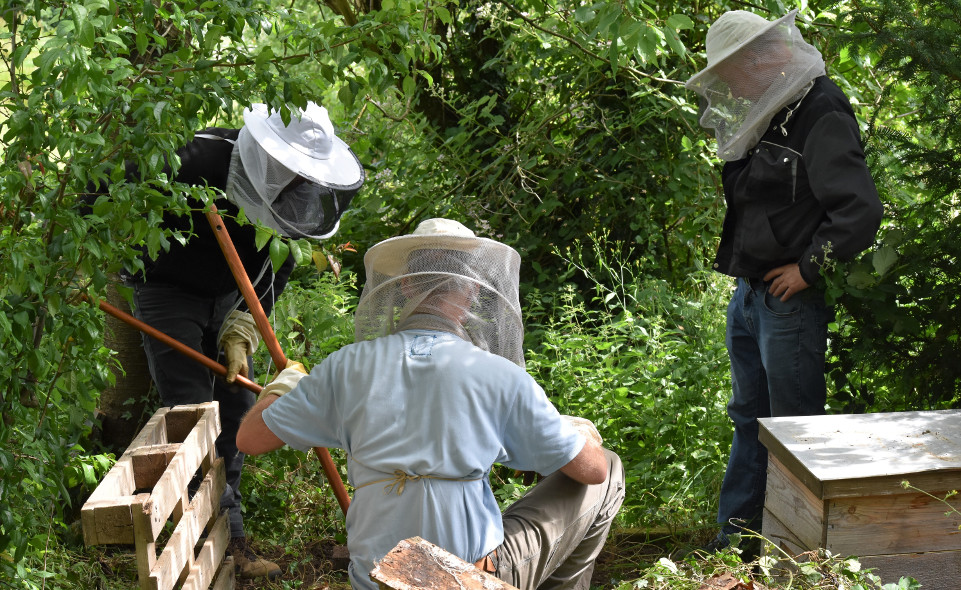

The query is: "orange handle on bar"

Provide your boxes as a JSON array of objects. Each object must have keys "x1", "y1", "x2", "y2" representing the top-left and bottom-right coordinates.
[
  {"x1": 92, "y1": 296, "x2": 261, "y2": 393},
  {"x1": 204, "y1": 205, "x2": 351, "y2": 514},
  {"x1": 205, "y1": 207, "x2": 288, "y2": 372},
  {"x1": 92, "y1": 294, "x2": 352, "y2": 515}
]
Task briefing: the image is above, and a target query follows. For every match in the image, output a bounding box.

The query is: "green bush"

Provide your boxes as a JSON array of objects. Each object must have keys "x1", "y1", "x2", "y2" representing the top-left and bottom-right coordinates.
[{"x1": 524, "y1": 234, "x2": 733, "y2": 535}]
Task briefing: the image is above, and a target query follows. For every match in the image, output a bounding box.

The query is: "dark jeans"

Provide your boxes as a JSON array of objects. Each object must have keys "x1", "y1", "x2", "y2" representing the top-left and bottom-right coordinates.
[
  {"x1": 132, "y1": 281, "x2": 255, "y2": 539},
  {"x1": 717, "y1": 278, "x2": 832, "y2": 535},
  {"x1": 495, "y1": 449, "x2": 625, "y2": 590}
]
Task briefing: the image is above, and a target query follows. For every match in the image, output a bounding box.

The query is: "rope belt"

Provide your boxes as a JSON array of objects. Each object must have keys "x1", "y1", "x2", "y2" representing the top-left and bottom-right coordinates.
[{"x1": 350, "y1": 455, "x2": 483, "y2": 495}]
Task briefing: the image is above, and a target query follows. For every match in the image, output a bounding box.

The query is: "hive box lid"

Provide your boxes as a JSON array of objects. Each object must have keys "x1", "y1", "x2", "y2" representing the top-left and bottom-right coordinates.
[{"x1": 759, "y1": 410, "x2": 961, "y2": 499}]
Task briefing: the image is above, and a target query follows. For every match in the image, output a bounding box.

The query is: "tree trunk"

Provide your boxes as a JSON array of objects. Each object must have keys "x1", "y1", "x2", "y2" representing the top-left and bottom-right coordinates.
[{"x1": 97, "y1": 276, "x2": 156, "y2": 453}]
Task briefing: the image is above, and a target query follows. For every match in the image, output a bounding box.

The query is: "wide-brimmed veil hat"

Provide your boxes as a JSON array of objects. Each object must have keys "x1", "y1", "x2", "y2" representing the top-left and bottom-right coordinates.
[
  {"x1": 686, "y1": 9, "x2": 798, "y2": 88},
  {"x1": 355, "y1": 218, "x2": 526, "y2": 367},
  {"x1": 363, "y1": 218, "x2": 519, "y2": 277},
  {"x1": 242, "y1": 102, "x2": 363, "y2": 190},
  {"x1": 684, "y1": 8, "x2": 824, "y2": 161},
  {"x1": 225, "y1": 101, "x2": 365, "y2": 240}
]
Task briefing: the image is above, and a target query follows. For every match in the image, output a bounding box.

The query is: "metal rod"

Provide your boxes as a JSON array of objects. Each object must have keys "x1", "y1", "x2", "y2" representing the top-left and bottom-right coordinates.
[{"x1": 204, "y1": 205, "x2": 351, "y2": 514}]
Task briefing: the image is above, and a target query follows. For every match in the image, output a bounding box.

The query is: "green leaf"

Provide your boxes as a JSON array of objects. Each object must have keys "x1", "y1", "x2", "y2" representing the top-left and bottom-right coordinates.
[
  {"x1": 255, "y1": 226, "x2": 272, "y2": 251},
  {"x1": 268, "y1": 238, "x2": 290, "y2": 272},
  {"x1": 666, "y1": 14, "x2": 694, "y2": 30},
  {"x1": 288, "y1": 239, "x2": 303, "y2": 265},
  {"x1": 662, "y1": 25, "x2": 685, "y2": 57},
  {"x1": 433, "y1": 5, "x2": 451, "y2": 24},
  {"x1": 153, "y1": 101, "x2": 168, "y2": 122},
  {"x1": 574, "y1": 5, "x2": 596, "y2": 22},
  {"x1": 402, "y1": 75, "x2": 416, "y2": 97},
  {"x1": 872, "y1": 245, "x2": 898, "y2": 276},
  {"x1": 846, "y1": 270, "x2": 876, "y2": 289}
]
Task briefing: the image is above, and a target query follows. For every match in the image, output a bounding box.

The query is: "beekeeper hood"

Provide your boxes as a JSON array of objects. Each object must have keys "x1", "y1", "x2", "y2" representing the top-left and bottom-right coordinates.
[
  {"x1": 685, "y1": 9, "x2": 825, "y2": 161},
  {"x1": 225, "y1": 102, "x2": 365, "y2": 239},
  {"x1": 354, "y1": 218, "x2": 525, "y2": 367}
]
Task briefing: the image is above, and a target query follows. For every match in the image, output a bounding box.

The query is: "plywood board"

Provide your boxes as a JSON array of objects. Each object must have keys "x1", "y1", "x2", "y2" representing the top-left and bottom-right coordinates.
[
  {"x1": 763, "y1": 455, "x2": 825, "y2": 549},
  {"x1": 759, "y1": 410, "x2": 961, "y2": 499},
  {"x1": 825, "y1": 490, "x2": 961, "y2": 555},
  {"x1": 859, "y1": 549, "x2": 961, "y2": 590}
]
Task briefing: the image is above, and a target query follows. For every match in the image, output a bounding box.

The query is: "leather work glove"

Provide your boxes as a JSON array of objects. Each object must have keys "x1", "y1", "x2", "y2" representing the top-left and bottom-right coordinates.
[
  {"x1": 218, "y1": 310, "x2": 261, "y2": 383},
  {"x1": 562, "y1": 415, "x2": 603, "y2": 446},
  {"x1": 257, "y1": 360, "x2": 308, "y2": 402}
]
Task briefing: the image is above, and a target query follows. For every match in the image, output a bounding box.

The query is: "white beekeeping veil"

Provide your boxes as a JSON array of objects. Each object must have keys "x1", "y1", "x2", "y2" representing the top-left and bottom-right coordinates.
[
  {"x1": 225, "y1": 102, "x2": 365, "y2": 239},
  {"x1": 685, "y1": 9, "x2": 825, "y2": 161},
  {"x1": 354, "y1": 218, "x2": 526, "y2": 367}
]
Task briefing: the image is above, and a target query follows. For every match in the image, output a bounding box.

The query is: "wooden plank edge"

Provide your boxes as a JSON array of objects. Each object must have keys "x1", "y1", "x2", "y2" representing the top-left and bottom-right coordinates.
[
  {"x1": 179, "y1": 511, "x2": 231, "y2": 590},
  {"x1": 210, "y1": 556, "x2": 236, "y2": 590},
  {"x1": 146, "y1": 411, "x2": 218, "y2": 539},
  {"x1": 147, "y1": 458, "x2": 226, "y2": 590},
  {"x1": 758, "y1": 419, "x2": 824, "y2": 499}
]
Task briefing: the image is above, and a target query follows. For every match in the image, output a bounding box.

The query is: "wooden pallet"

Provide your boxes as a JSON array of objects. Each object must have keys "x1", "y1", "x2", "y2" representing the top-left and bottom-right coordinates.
[{"x1": 82, "y1": 402, "x2": 235, "y2": 590}]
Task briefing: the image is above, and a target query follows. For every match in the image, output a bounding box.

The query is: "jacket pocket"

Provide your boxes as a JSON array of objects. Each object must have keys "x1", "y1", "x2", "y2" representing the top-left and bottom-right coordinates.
[{"x1": 743, "y1": 141, "x2": 802, "y2": 204}]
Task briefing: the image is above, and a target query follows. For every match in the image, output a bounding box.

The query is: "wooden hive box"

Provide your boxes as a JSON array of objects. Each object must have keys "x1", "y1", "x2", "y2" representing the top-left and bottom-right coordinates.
[
  {"x1": 81, "y1": 402, "x2": 234, "y2": 590},
  {"x1": 759, "y1": 409, "x2": 961, "y2": 590}
]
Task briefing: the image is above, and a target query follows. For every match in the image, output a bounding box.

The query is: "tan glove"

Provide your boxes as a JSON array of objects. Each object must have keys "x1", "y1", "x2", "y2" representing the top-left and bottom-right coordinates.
[
  {"x1": 218, "y1": 310, "x2": 261, "y2": 383},
  {"x1": 257, "y1": 360, "x2": 308, "y2": 402},
  {"x1": 562, "y1": 415, "x2": 603, "y2": 446}
]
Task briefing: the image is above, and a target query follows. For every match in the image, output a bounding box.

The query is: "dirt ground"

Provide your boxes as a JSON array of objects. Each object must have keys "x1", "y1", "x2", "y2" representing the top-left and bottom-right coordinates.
[{"x1": 235, "y1": 531, "x2": 672, "y2": 589}]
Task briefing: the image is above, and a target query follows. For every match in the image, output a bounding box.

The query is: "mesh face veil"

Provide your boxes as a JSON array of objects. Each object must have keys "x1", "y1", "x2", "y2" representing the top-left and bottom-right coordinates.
[
  {"x1": 225, "y1": 139, "x2": 358, "y2": 239},
  {"x1": 685, "y1": 10, "x2": 825, "y2": 161},
  {"x1": 224, "y1": 103, "x2": 365, "y2": 240},
  {"x1": 354, "y1": 219, "x2": 526, "y2": 367}
]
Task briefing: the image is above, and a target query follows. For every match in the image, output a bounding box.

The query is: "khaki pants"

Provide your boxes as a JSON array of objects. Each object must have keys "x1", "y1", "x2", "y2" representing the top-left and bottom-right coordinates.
[{"x1": 493, "y1": 449, "x2": 625, "y2": 590}]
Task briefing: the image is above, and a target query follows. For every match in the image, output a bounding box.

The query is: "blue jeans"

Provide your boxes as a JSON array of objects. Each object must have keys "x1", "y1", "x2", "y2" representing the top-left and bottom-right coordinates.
[
  {"x1": 717, "y1": 278, "x2": 832, "y2": 535},
  {"x1": 132, "y1": 281, "x2": 256, "y2": 539}
]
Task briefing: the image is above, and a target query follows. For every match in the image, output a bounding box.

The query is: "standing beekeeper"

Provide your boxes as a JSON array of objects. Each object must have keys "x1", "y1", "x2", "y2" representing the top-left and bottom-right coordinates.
[
  {"x1": 684, "y1": 9, "x2": 882, "y2": 556},
  {"x1": 88, "y1": 102, "x2": 365, "y2": 578},
  {"x1": 237, "y1": 218, "x2": 626, "y2": 590}
]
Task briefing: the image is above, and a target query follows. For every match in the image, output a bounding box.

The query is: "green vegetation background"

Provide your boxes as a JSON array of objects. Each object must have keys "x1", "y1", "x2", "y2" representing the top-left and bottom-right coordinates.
[{"x1": 0, "y1": 0, "x2": 957, "y2": 587}]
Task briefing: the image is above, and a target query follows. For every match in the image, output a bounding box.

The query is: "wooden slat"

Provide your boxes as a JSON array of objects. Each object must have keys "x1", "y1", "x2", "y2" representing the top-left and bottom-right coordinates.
[
  {"x1": 125, "y1": 407, "x2": 173, "y2": 456},
  {"x1": 760, "y1": 508, "x2": 807, "y2": 559},
  {"x1": 371, "y1": 537, "x2": 519, "y2": 590},
  {"x1": 131, "y1": 444, "x2": 182, "y2": 490},
  {"x1": 145, "y1": 407, "x2": 221, "y2": 540},
  {"x1": 763, "y1": 455, "x2": 826, "y2": 549},
  {"x1": 82, "y1": 407, "x2": 172, "y2": 545},
  {"x1": 133, "y1": 493, "x2": 158, "y2": 590},
  {"x1": 81, "y1": 492, "x2": 139, "y2": 546},
  {"x1": 826, "y1": 490, "x2": 961, "y2": 555},
  {"x1": 759, "y1": 410, "x2": 961, "y2": 499},
  {"x1": 858, "y1": 550, "x2": 961, "y2": 590},
  {"x1": 180, "y1": 511, "x2": 231, "y2": 590},
  {"x1": 147, "y1": 458, "x2": 226, "y2": 590},
  {"x1": 210, "y1": 557, "x2": 235, "y2": 590},
  {"x1": 165, "y1": 406, "x2": 204, "y2": 443}
]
